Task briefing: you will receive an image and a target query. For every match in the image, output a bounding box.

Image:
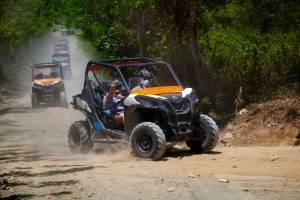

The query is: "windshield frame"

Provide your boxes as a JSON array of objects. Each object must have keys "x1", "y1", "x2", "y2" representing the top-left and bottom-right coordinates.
[
  {"x1": 85, "y1": 59, "x2": 183, "y2": 93},
  {"x1": 32, "y1": 63, "x2": 63, "y2": 81}
]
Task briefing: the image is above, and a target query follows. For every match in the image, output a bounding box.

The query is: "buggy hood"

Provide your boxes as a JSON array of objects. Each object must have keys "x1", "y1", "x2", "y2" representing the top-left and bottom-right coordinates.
[
  {"x1": 33, "y1": 77, "x2": 62, "y2": 84},
  {"x1": 130, "y1": 86, "x2": 183, "y2": 95}
]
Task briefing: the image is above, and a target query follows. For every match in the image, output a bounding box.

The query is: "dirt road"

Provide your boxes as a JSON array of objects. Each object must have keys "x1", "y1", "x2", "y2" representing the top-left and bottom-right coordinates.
[{"x1": 1, "y1": 32, "x2": 300, "y2": 200}]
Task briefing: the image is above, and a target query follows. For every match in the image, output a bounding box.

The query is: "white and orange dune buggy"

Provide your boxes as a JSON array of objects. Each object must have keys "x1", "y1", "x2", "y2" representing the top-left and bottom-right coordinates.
[{"x1": 69, "y1": 58, "x2": 219, "y2": 160}]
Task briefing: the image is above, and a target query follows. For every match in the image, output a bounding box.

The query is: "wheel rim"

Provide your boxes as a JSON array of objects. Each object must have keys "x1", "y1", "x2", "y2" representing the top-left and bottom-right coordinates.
[{"x1": 138, "y1": 134, "x2": 153, "y2": 152}]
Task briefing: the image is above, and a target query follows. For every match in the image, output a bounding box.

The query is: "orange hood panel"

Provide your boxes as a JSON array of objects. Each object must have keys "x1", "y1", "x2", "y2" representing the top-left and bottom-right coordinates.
[
  {"x1": 34, "y1": 77, "x2": 62, "y2": 84},
  {"x1": 131, "y1": 86, "x2": 183, "y2": 95}
]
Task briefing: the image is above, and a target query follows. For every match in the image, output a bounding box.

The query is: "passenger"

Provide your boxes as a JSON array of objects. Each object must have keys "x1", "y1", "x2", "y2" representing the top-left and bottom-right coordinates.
[
  {"x1": 36, "y1": 73, "x2": 44, "y2": 79},
  {"x1": 106, "y1": 80, "x2": 125, "y2": 124},
  {"x1": 50, "y1": 72, "x2": 58, "y2": 78},
  {"x1": 132, "y1": 69, "x2": 152, "y2": 90}
]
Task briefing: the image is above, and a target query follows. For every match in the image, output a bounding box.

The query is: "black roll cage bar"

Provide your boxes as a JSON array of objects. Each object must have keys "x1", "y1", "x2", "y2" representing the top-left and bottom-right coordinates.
[{"x1": 84, "y1": 57, "x2": 183, "y2": 93}]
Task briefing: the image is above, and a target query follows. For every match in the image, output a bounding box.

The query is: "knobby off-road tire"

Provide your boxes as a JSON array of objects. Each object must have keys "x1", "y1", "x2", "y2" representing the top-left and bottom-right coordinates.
[
  {"x1": 68, "y1": 121, "x2": 93, "y2": 153},
  {"x1": 186, "y1": 114, "x2": 219, "y2": 153},
  {"x1": 130, "y1": 122, "x2": 166, "y2": 160},
  {"x1": 31, "y1": 93, "x2": 39, "y2": 108}
]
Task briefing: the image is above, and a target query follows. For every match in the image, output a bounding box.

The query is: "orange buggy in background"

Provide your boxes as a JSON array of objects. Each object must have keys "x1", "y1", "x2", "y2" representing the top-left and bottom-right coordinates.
[{"x1": 31, "y1": 63, "x2": 68, "y2": 108}]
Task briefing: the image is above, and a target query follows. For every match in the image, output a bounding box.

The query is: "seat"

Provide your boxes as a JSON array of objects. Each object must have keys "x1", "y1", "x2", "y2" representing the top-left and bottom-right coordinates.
[
  {"x1": 88, "y1": 80, "x2": 110, "y2": 115},
  {"x1": 128, "y1": 77, "x2": 140, "y2": 90},
  {"x1": 50, "y1": 72, "x2": 58, "y2": 78},
  {"x1": 35, "y1": 73, "x2": 44, "y2": 79}
]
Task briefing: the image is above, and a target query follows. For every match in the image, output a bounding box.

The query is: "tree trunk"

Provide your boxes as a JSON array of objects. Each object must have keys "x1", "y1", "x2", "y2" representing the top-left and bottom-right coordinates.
[
  {"x1": 162, "y1": 0, "x2": 190, "y2": 85},
  {"x1": 187, "y1": 0, "x2": 205, "y2": 94},
  {"x1": 136, "y1": 9, "x2": 146, "y2": 56}
]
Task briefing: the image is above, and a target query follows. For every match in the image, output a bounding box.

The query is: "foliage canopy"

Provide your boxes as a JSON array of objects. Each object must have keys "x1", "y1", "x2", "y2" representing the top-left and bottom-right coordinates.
[{"x1": 0, "y1": 0, "x2": 299, "y2": 113}]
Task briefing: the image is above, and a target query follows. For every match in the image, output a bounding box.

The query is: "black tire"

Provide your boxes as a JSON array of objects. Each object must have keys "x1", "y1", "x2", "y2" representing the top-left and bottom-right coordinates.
[
  {"x1": 68, "y1": 121, "x2": 93, "y2": 153},
  {"x1": 130, "y1": 122, "x2": 166, "y2": 160},
  {"x1": 186, "y1": 114, "x2": 219, "y2": 153},
  {"x1": 31, "y1": 93, "x2": 39, "y2": 108}
]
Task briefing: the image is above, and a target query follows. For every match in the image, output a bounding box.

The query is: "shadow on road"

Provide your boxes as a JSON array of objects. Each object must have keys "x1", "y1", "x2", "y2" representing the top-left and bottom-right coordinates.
[
  {"x1": 0, "y1": 148, "x2": 48, "y2": 164},
  {"x1": 0, "y1": 194, "x2": 37, "y2": 200},
  {"x1": 163, "y1": 147, "x2": 222, "y2": 160},
  {"x1": 0, "y1": 106, "x2": 39, "y2": 116},
  {"x1": 31, "y1": 180, "x2": 79, "y2": 188},
  {"x1": 0, "y1": 166, "x2": 96, "y2": 178},
  {"x1": 49, "y1": 191, "x2": 73, "y2": 196}
]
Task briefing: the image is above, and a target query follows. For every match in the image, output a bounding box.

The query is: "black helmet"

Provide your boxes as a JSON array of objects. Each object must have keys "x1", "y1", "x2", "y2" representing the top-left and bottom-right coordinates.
[
  {"x1": 138, "y1": 69, "x2": 151, "y2": 79},
  {"x1": 110, "y1": 80, "x2": 121, "y2": 87}
]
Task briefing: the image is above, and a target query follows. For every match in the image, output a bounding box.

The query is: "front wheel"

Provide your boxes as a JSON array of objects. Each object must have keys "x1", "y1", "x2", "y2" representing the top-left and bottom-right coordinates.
[
  {"x1": 186, "y1": 114, "x2": 219, "y2": 153},
  {"x1": 130, "y1": 122, "x2": 166, "y2": 160},
  {"x1": 68, "y1": 121, "x2": 93, "y2": 153}
]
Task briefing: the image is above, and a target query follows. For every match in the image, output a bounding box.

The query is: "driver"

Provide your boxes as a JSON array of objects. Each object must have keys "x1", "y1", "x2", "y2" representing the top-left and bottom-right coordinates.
[
  {"x1": 107, "y1": 80, "x2": 125, "y2": 123},
  {"x1": 132, "y1": 69, "x2": 152, "y2": 90}
]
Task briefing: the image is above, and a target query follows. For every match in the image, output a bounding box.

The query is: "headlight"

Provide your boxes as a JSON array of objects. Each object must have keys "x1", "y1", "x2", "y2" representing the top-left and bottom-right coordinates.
[
  {"x1": 135, "y1": 96, "x2": 157, "y2": 107},
  {"x1": 53, "y1": 80, "x2": 64, "y2": 88},
  {"x1": 61, "y1": 62, "x2": 67, "y2": 66},
  {"x1": 32, "y1": 82, "x2": 43, "y2": 89}
]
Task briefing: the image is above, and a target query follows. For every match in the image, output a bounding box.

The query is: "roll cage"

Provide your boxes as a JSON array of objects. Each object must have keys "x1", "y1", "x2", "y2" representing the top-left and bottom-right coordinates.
[
  {"x1": 84, "y1": 57, "x2": 183, "y2": 93},
  {"x1": 32, "y1": 63, "x2": 63, "y2": 81}
]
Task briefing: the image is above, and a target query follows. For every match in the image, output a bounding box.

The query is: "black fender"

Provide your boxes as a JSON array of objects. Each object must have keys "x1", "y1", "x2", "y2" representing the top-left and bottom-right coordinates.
[{"x1": 124, "y1": 105, "x2": 176, "y2": 136}]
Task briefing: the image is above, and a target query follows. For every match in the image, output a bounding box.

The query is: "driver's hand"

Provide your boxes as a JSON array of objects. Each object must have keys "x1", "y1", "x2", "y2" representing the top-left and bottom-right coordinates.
[{"x1": 115, "y1": 92, "x2": 123, "y2": 99}]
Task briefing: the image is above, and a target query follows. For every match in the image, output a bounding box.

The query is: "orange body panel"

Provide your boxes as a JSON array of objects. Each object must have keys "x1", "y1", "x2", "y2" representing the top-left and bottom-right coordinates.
[
  {"x1": 34, "y1": 77, "x2": 62, "y2": 83},
  {"x1": 131, "y1": 86, "x2": 183, "y2": 95}
]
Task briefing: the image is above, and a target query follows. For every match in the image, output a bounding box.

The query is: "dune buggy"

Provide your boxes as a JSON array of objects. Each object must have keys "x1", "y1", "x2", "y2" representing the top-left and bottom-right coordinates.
[
  {"x1": 54, "y1": 44, "x2": 69, "y2": 54},
  {"x1": 57, "y1": 39, "x2": 69, "y2": 46},
  {"x1": 68, "y1": 58, "x2": 219, "y2": 160},
  {"x1": 31, "y1": 63, "x2": 68, "y2": 108},
  {"x1": 60, "y1": 26, "x2": 69, "y2": 35},
  {"x1": 52, "y1": 52, "x2": 72, "y2": 79}
]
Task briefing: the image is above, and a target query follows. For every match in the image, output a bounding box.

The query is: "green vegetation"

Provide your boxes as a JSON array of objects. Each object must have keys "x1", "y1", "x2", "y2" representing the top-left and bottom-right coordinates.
[
  {"x1": 0, "y1": 0, "x2": 57, "y2": 78},
  {"x1": 0, "y1": 0, "x2": 53, "y2": 53},
  {"x1": 0, "y1": 0, "x2": 299, "y2": 113}
]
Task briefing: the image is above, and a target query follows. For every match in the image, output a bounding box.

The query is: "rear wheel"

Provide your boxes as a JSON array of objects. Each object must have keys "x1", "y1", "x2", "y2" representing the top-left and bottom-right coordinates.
[
  {"x1": 31, "y1": 93, "x2": 39, "y2": 108},
  {"x1": 130, "y1": 122, "x2": 166, "y2": 160},
  {"x1": 68, "y1": 121, "x2": 93, "y2": 153},
  {"x1": 186, "y1": 114, "x2": 219, "y2": 153}
]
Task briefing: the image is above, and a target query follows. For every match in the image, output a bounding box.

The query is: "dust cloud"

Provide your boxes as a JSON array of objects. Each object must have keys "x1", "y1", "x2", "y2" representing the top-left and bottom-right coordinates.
[{"x1": 0, "y1": 29, "x2": 130, "y2": 161}]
